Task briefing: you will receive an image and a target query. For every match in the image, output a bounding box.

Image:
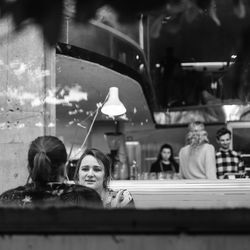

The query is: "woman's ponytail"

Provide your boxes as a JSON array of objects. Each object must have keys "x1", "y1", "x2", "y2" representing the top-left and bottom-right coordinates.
[
  {"x1": 28, "y1": 136, "x2": 67, "y2": 185},
  {"x1": 31, "y1": 151, "x2": 51, "y2": 184}
]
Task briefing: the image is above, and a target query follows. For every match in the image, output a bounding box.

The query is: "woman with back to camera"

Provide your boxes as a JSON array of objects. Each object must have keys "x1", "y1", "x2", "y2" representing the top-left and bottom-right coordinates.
[
  {"x1": 0, "y1": 136, "x2": 102, "y2": 208},
  {"x1": 74, "y1": 148, "x2": 135, "y2": 208},
  {"x1": 150, "y1": 144, "x2": 179, "y2": 176}
]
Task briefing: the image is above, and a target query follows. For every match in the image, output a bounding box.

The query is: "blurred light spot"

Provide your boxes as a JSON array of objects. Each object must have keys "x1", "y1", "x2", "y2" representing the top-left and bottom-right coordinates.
[
  {"x1": 35, "y1": 122, "x2": 43, "y2": 127},
  {"x1": 68, "y1": 110, "x2": 78, "y2": 115},
  {"x1": 48, "y1": 122, "x2": 55, "y2": 127},
  {"x1": 31, "y1": 98, "x2": 42, "y2": 107},
  {"x1": 139, "y1": 64, "x2": 144, "y2": 71},
  {"x1": 77, "y1": 123, "x2": 86, "y2": 128},
  {"x1": 17, "y1": 123, "x2": 25, "y2": 128},
  {"x1": 120, "y1": 114, "x2": 128, "y2": 120}
]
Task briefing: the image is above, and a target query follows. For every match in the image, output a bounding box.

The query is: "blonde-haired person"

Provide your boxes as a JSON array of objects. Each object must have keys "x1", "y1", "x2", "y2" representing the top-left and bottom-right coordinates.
[{"x1": 178, "y1": 121, "x2": 217, "y2": 179}]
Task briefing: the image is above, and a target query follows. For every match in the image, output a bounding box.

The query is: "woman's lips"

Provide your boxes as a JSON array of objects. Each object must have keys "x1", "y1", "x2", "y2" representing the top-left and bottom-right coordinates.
[{"x1": 85, "y1": 179, "x2": 95, "y2": 183}]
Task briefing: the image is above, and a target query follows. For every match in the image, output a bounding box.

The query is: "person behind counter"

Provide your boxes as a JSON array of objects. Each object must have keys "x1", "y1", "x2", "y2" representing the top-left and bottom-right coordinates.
[
  {"x1": 0, "y1": 136, "x2": 102, "y2": 208},
  {"x1": 150, "y1": 144, "x2": 179, "y2": 175},
  {"x1": 179, "y1": 121, "x2": 217, "y2": 179},
  {"x1": 216, "y1": 127, "x2": 245, "y2": 179},
  {"x1": 74, "y1": 148, "x2": 135, "y2": 208}
]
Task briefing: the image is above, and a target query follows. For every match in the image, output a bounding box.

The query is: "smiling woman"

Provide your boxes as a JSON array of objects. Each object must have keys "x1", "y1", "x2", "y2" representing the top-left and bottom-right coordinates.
[{"x1": 74, "y1": 148, "x2": 135, "y2": 208}]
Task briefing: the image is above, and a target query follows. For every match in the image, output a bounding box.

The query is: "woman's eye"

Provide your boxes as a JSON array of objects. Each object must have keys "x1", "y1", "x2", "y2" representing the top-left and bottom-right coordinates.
[{"x1": 81, "y1": 167, "x2": 89, "y2": 171}]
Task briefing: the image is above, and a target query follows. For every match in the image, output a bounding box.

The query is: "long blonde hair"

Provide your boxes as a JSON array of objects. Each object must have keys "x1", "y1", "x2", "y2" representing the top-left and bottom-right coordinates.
[{"x1": 186, "y1": 121, "x2": 209, "y2": 148}]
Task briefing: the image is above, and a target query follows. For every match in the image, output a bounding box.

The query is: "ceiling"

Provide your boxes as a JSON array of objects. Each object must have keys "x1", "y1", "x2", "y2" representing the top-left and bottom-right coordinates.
[
  {"x1": 149, "y1": 0, "x2": 250, "y2": 111},
  {"x1": 150, "y1": 0, "x2": 250, "y2": 64}
]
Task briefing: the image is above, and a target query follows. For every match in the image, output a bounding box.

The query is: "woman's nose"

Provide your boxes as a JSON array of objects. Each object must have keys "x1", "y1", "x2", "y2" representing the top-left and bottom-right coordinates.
[{"x1": 86, "y1": 169, "x2": 94, "y2": 176}]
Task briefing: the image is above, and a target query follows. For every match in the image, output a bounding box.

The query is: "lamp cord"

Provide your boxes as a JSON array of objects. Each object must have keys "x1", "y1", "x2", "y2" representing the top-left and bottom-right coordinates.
[{"x1": 68, "y1": 92, "x2": 110, "y2": 160}]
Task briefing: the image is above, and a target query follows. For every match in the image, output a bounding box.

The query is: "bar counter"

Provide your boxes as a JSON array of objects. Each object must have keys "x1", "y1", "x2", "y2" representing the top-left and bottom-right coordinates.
[{"x1": 110, "y1": 179, "x2": 250, "y2": 208}]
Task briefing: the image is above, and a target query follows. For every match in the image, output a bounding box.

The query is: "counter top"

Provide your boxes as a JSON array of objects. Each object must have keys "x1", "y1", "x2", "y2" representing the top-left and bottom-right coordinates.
[{"x1": 109, "y1": 179, "x2": 250, "y2": 208}]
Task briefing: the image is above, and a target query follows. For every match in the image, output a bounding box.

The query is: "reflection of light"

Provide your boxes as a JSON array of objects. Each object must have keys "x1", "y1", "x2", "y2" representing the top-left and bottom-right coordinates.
[
  {"x1": 31, "y1": 98, "x2": 42, "y2": 107},
  {"x1": 126, "y1": 141, "x2": 140, "y2": 145},
  {"x1": 231, "y1": 55, "x2": 237, "y2": 59},
  {"x1": 155, "y1": 63, "x2": 161, "y2": 68},
  {"x1": 0, "y1": 123, "x2": 6, "y2": 129},
  {"x1": 48, "y1": 122, "x2": 55, "y2": 127},
  {"x1": 181, "y1": 62, "x2": 234, "y2": 71},
  {"x1": 11, "y1": 62, "x2": 27, "y2": 75},
  {"x1": 139, "y1": 64, "x2": 144, "y2": 71},
  {"x1": 68, "y1": 110, "x2": 78, "y2": 115},
  {"x1": 35, "y1": 122, "x2": 43, "y2": 127},
  {"x1": 119, "y1": 114, "x2": 128, "y2": 120},
  {"x1": 17, "y1": 123, "x2": 25, "y2": 128},
  {"x1": 45, "y1": 85, "x2": 87, "y2": 105},
  {"x1": 64, "y1": 85, "x2": 87, "y2": 102},
  {"x1": 223, "y1": 105, "x2": 241, "y2": 121},
  {"x1": 77, "y1": 123, "x2": 86, "y2": 128},
  {"x1": 154, "y1": 112, "x2": 170, "y2": 124},
  {"x1": 136, "y1": 55, "x2": 139, "y2": 60}
]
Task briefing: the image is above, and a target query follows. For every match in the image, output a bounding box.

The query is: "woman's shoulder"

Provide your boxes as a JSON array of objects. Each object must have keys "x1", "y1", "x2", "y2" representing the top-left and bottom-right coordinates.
[
  {"x1": 202, "y1": 143, "x2": 215, "y2": 151},
  {"x1": 0, "y1": 183, "x2": 103, "y2": 207},
  {"x1": 104, "y1": 188, "x2": 135, "y2": 208},
  {"x1": 0, "y1": 184, "x2": 34, "y2": 206},
  {"x1": 179, "y1": 145, "x2": 190, "y2": 152}
]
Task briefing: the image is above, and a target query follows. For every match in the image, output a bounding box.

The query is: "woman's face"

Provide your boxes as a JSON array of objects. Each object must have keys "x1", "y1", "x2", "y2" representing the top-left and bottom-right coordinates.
[
  {"x1": 78, "y1": 155, "x2": 105, "y2": 194},
  {"x1": 161, "y1": 148, "x2": 171, "y2": 161}
]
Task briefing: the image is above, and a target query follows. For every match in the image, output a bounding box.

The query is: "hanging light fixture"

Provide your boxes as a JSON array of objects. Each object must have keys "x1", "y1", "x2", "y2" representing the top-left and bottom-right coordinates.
[{"x1": 101, "y1": 87, "x2": 126, "y2": 116}]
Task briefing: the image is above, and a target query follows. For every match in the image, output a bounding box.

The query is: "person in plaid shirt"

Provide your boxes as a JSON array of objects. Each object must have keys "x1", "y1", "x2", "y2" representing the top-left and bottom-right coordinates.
[{"x1": 215, "y1": 127, "x2": 245, "y2": 179}]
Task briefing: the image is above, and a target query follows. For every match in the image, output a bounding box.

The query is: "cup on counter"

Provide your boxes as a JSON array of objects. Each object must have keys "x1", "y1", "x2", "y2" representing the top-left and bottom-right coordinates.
[
  {"x1": 141, "y1": 172, "x2": 149, "y2": 180},
  {"x1": 149, "y1": 172, "x2": 158, "y2": 180},
  {"x1": 158, "y1": 172, "x2": 166, "y2": 180},
  {"x1": 165, "y1": 171, "x2": 174, "y2": 179}
]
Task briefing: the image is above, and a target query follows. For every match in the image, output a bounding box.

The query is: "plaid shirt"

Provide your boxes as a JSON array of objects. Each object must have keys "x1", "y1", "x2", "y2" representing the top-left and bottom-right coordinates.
[{"x1": 216, "y1": 149, "x2": 245, "y2": 179}]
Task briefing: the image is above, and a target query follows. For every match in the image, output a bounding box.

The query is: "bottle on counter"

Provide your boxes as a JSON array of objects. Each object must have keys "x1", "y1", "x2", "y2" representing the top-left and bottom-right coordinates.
[
  {"x1": 113, "y1": 160, "x2": 121, "y2": 180},
  {"x1": 129, "y1": 160, "x2": 137, "y2": 180}
]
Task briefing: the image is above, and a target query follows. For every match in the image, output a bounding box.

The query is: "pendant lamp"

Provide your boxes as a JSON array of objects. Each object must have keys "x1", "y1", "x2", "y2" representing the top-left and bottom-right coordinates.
[{"x1": 101, "y1": 87, "x2": 126, "y2": 116}]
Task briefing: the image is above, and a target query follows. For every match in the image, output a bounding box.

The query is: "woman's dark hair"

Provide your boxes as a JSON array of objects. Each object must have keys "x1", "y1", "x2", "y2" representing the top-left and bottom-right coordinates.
[
  {"x1": 156, "y1": 144, "x2": 177, "y2": 165},
  {"x1": 28, "y1": 136, "x2": 67, "y2": 185},
  {"x1": 74, "y1": 148, "x2": 111, "y2": 189}
]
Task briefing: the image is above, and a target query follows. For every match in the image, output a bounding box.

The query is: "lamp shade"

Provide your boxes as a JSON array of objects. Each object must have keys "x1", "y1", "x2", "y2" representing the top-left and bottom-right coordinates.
[{"x1": 101, "y1": 87, "x2": 126, "y2": 116}]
